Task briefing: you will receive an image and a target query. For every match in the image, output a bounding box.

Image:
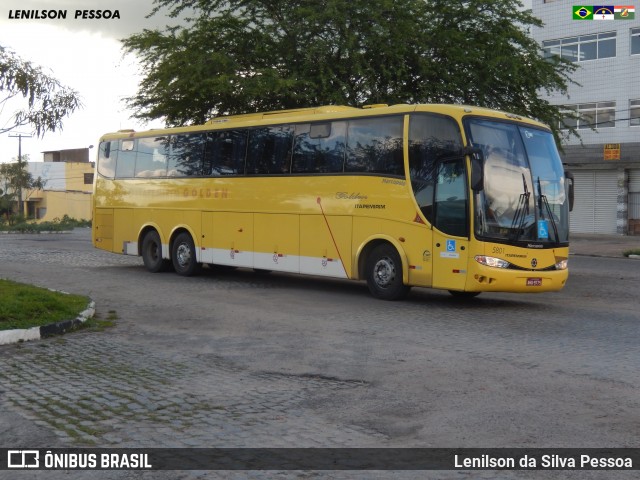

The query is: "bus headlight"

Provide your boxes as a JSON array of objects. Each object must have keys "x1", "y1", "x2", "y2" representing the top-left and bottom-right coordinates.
[
  {"x1": 474, "y1": 255, "x2": 511, "y2": 269},
  {"x1": 555, "y1": 259, "x2": 568, "y2": 270}
]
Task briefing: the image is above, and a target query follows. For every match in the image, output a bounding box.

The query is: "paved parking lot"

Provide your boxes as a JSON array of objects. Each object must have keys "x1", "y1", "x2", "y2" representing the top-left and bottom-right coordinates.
[{"x1": 1, "y1": 229, "x2": 639, "y2": 479}]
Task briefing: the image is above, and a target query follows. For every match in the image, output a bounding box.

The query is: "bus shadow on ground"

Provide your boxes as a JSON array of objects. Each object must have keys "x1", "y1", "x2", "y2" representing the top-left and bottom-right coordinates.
[{"x1": 197, "y1": 263, "x2": 544, "y2": 309}]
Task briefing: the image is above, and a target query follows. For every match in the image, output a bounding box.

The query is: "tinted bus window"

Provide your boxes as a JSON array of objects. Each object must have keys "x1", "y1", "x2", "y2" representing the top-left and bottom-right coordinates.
[
  {"x1": 135, "y1": 137, "x2": 168, "y2": 178},
  {"x1": 168, "y1": 133, "x2": 205, "y2": 177},
  {"x1": 409, "y1": 114, "x2": 463, "y2": 223},
  {"x1": 292, "y1": 121, "x2": 346, "y2": 173},
  {"x1": 247, "y1": 125, "x2": 294, "y2": 174},
  {"x1": 115, "y1": 139, "x2": 136, "y2": 178},
  {"x1": 434, "y1": 159, "x2": 468, "y2": 237},
  {"x1": 206, "y1": 130, "x2": 247, "y2": 176},
  {"x1": 345, "y1": 116, "x2": 403, "y2": 175}
]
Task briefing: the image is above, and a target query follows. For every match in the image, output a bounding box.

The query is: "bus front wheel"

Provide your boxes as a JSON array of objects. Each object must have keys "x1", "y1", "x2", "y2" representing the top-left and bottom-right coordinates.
[
  {"x1": 172, "y1": 232, "x2": 201, "y2": 276},
  {"x1": 365, "y1": 244, "x2": 410, "y2": 300},
  {"x1": 141, "y1": 230, "x2": 169, "y2": 273}
]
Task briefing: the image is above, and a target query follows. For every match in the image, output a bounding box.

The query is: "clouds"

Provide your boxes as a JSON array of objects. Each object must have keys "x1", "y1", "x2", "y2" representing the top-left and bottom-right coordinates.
[
  {"x1": 0, "y1": 0, "x2": 171, "y2": 163},
  {"x1": 4, "y1": 0, "x2": 168, "y2": 39}
]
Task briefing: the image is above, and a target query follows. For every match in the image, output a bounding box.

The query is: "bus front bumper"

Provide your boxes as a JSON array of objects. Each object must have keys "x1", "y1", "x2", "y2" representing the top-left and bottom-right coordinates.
[{"x1": 466, "y1": 263, "x2": 569, "y2": 293}]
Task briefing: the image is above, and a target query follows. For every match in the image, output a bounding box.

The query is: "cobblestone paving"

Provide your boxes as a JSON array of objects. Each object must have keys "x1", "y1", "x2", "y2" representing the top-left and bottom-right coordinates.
[
  {"x1": 2, "y1": 230, "x2": 639, "y2": 480},
  {"x1": 0, "y1": 334, "x2": 383, "y2": 449}
]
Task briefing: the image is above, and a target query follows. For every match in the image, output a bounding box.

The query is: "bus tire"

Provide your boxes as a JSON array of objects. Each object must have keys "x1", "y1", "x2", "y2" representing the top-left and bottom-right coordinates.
[
  {"x1": 141, "y1": 230, "x2": 169, "y2": 273},
  {"x1": 172, "y1": 232, "x2": 201, "y2": 276},
  {"x1": 365, "y1": 243, "x2": 410, "y2": 300}
]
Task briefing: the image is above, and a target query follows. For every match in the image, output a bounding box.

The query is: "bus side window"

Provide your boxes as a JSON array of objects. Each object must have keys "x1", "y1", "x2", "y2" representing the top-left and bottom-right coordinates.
[
  {"x1": 345, "y1": 116, "x2": 403, "y2": 176},
  {"x1": 434, "y1": 159, "x2": 468, "y2": 237},
  {"x1": 135, "y1": 137, "x2": 168, "y2": 178},
  {"x1": 115, "y1": 139, "x2": 136, "y2": 178},
  {"x1": 408, "y1": 114, "x2": 463, "y2": 224},
  {"x1": 98, "y1": 141, "x2": 117, "y2": 178},
  {"x1": 292, "y1": 121, "x2": 346, "y2": 173},
  {"x1": 168, "y1": 133, "x2": 205, "y2": 177},
  {"x1": 247, "y1": 125, "x2": 293, "y2": 175},
  {"x1": 206, "y1": 130, "x2": 248, "y2": 176}
]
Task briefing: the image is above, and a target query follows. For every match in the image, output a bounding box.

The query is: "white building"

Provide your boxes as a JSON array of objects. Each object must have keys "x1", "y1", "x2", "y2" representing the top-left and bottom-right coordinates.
[{"x1": 531, "y1": 1, "x2": 640, "y2": 235}]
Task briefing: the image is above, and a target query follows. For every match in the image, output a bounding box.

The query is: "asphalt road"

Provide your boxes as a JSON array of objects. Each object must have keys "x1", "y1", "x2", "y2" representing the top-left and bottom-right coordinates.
[{"x1": 0, "y1": 229, "x2": 638, "y2": 479}]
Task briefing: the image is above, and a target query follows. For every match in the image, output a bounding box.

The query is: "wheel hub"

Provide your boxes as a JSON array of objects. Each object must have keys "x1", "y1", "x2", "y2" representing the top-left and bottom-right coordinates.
[
  {"x1": 373, "y1": 257, "x2": 395, "y2": 288},
  {"x1": 176, "y1": 243, "x2": 191, "y2": 267}
]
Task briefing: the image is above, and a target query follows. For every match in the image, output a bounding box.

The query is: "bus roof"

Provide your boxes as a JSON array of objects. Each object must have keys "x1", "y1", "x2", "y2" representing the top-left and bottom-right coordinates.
[{"x1": 100, "y1": 104, "x2": 548, "y2": 140}]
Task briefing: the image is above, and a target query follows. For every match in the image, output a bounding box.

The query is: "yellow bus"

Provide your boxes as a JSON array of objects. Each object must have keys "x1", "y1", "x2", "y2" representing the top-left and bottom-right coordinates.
[{"x1": 93, "y1": 104, "x2": 572, "y2": 299}]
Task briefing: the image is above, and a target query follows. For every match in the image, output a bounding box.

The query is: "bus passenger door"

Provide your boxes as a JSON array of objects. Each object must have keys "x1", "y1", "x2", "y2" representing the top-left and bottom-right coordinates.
[{"x1": 431, "y1": 160, "x2": 470, "y2": 291}]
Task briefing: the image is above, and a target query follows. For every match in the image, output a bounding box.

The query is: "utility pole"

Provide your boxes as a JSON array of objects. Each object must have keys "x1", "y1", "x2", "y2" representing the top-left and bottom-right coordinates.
[{"x1": 8, "y1": 133, "x2": 33, "y2": 217}]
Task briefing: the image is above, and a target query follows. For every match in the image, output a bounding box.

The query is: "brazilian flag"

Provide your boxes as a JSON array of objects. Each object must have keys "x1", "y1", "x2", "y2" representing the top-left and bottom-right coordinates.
[{"x1": 573, "y1": 5, "x2": 594, "y2": 19}]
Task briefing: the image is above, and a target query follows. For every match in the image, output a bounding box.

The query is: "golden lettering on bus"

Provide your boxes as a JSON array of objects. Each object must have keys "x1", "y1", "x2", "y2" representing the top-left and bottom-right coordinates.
[{"x1": 182, "y1": 188, "x2": 229, "y2": 198}]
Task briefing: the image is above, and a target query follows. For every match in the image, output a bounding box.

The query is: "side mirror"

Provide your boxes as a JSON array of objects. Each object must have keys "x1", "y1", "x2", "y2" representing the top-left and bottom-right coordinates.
[
  {"x1": 564, "y1": 170, "x2": 575, "y2": 212},
  {"x1": 464, "y1": 146, "x2": 484, "y2": 192}
]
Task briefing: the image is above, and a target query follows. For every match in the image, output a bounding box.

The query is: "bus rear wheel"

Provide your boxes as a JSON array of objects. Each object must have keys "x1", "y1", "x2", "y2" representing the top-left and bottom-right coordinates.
[
  {"x1": 141, "y1": 230, "x2": 170, "y2": 273},
  {"x1": 172, "y1": 232, "x2": 201, "y2": 276},
  {"x1": 365, "y1": 244, "x2": 410, "y2": 300}
]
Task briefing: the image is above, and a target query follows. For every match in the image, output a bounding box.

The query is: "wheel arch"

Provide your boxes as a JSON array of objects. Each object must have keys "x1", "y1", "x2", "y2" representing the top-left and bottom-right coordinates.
[
  {"x1": 169, "y1": 225, "x2": 200, "y2": 263},
  {"x1": 355, "y1": 235, "x2": 409, "y2": 284},
  {"x1": 138, "y1": 224, "x2": 164, "y2": 258}
]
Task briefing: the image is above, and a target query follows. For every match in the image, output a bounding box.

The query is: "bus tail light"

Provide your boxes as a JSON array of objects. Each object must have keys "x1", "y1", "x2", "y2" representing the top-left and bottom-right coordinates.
[{"x1": 474, "y1": 255, "x2": 510, "y2": 269}]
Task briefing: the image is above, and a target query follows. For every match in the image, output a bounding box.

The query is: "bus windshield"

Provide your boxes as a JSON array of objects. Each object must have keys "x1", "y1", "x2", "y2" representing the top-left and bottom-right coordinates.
[{"x1": 466, "y1": 118, "x2": 569, "y2": 245}]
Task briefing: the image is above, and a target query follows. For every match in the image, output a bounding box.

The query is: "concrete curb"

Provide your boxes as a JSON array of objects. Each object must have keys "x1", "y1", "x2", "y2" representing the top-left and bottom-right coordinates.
[{"x1": 0, "y1": 300, "x2": 96, "y2": 346}]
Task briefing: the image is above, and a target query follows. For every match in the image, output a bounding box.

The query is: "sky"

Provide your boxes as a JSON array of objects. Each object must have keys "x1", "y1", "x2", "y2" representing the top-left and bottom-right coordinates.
[
  {"x1": 1, "y1": 0, "x2": 535, "y2": 164},
  {"x1": 0, "y1": 0, "x2": 173, "y2": 163}
]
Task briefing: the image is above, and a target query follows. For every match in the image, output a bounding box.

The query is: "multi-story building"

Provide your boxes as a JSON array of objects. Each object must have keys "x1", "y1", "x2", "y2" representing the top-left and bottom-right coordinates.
[
  {"x1": 25, "y1": 148, "x2": 94, "y2": 222},
  {"x1": 532, "y1": 1, "x2": 640, "y2": 235}
]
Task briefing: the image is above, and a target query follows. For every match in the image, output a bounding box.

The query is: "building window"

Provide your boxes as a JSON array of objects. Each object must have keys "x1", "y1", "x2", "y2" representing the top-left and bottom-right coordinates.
[
  {"x1": 632, "y1": 28, "x2": 640, "y2": 55},
  {"x1": 83, "y1": 173, "x2": 94, "y2": 184},
  {"x1": 561, "y1": 102, "x2": 616, "y2": 129},
  {"x1": 631, "y1": 100, "x2": 640, "y2": 127},
  {"x1": 543, "y1": 32, "x2": 616, "y2": 62}
]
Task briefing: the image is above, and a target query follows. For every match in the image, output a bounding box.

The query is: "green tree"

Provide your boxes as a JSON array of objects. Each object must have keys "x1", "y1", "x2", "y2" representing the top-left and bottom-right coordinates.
[
  {"x1": 0, "y1": 46, "x2": 82, "y2": 137},
  {"x1": 0, "y1": 155, "x2": 45, "y2": 221},
  {"x1": 123, "y1": 0, "x2": 576, "y2": 141}
]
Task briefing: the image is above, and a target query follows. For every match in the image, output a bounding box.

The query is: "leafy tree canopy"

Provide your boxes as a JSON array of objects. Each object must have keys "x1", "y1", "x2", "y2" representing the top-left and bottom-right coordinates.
[
  {"x1": 0, "y1": 155, "x2": 45, "y2": 218},
  {"x1": 0, "y1": 46, "x2": 83, "y2": 137},
  {"x1": 123, "y1": 0, "x2": 576, "y2": 141}
]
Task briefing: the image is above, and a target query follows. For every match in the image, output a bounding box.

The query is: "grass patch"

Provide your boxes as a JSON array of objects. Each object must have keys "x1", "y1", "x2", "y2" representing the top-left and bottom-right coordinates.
[
  {"x1": 623, "y1": 248, "x2": 640, "y2": 257},
  {"x1": 77, "y1": 310, "x2": 117, "y2": 333},
  {"x1": 81, "y1": 318, "x2": 116, "y2": 332},
  {"x1": 0, "y1": 279, "x2": 89, "y2": 330}
]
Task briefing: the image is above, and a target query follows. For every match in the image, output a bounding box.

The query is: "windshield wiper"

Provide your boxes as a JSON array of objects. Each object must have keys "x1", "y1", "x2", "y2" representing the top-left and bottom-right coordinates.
[
  {"x1": 537, "y1": 177, "x2": 559, "y2": 242},
  {"x1": 509, "y1": 173, "x2": 530, "y2": 242}
]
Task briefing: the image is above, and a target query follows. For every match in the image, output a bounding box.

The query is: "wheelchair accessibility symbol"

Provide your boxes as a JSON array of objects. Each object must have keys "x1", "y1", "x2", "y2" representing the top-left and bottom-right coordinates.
[
  {"x1": 440, "y1": 239, "x2": 460, "y2": 259},
  {"x1": 446, "y1": 240, "x2": 456, "y2": 252},
  {"x1": 538, "y1": 220, "x2": 549, "y2": 240}
]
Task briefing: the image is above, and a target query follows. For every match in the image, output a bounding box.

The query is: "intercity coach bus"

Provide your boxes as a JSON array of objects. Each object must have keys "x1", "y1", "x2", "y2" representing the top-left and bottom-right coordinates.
[{"x1": 93, "y1": 104, "x2": 572, "y2": 299}]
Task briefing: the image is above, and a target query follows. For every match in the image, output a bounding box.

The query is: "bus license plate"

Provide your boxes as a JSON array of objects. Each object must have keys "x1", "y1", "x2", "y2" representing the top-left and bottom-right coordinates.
[{"x1": 526, "y1": 278, "x2": 542, "y2": 287}]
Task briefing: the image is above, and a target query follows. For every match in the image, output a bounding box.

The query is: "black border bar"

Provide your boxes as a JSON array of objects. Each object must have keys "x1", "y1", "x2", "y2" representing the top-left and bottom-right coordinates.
[{"x1": 2, "y1": 448, "x2": 638, "y2": 470}]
